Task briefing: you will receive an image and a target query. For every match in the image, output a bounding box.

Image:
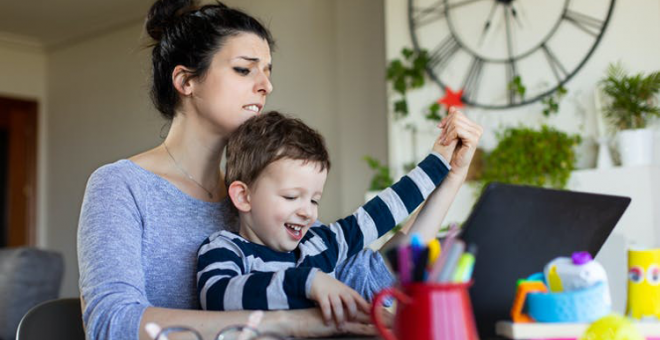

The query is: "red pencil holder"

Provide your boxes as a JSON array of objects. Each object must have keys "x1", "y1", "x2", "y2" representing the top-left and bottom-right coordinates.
[{"x1": 371, "y1": 282, "x2": 479, "y2": 340}]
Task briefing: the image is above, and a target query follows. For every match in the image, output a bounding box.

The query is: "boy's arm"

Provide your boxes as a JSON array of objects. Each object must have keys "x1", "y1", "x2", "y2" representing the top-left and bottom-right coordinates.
[
  {"x1": 324, "y1": 152, "x2": 450, "y2": 263},
  {"x1": 198, "y1": 235, "x2": 371, "y2": 327},
  {"x1": 199, "y1": 267, "x2": 319, "y2": 311},
  {"x1": 381, "y1": 136, "x2": 457, "y2": 250},
  {"x1": 404, "y1": 172, "x2": 464, "y2": 242},
  {"x1": 197, "y1": 234, "x2": 318, "y2": 311},
  {"x1": 399, "y1": 108, "x2": 483, "y2": 242}
]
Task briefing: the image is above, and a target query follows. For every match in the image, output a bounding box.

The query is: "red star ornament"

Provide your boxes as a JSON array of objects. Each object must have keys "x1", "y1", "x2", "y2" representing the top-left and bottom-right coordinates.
[{"x1": 437, "y1": 87, "x2": 464, "y2": 110}]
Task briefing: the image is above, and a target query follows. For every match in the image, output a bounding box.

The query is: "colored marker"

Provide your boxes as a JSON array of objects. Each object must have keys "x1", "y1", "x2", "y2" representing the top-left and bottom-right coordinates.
[
  {"x1": 427, "y1": 238, "x2": 441, "y2": 269},
  {"x1": 410, "y1": 233, "x2": 424, "y2": 263},
  {"x1": 398, "y1": 245, "x2": 412, "y2": 284},
  {"x1": 436, "y1": 240, "x2": 466, "y2": 283},
  {"x1": 428, "y1": 223, "x2": 460, "y2": 280},
  {"x1": 452, "y1": 244, "x2": 477, "y2": 282},
  {"x1": 413, "y1": 247, "x2": 430, "y2": 282}
]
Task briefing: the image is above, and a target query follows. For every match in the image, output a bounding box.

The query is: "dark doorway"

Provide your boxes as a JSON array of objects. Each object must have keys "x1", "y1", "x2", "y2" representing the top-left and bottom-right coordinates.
[
  {"x1": 0, "y1": 130, "x2": 7, "y2": 247},
  {"x1": 0, "y1": 97, "x2": 38, "y2": 247}
]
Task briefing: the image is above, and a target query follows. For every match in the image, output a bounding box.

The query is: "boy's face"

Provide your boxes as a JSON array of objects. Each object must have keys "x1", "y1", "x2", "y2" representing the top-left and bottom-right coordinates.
[{"x1": 239, "y1": 158, "x2": 327, "y2": 252}]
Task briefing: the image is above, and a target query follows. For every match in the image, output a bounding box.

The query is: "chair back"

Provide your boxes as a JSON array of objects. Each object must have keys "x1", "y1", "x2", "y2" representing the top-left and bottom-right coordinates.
[
  {"x1": 0, "y1": 247, "x2": 64, "y2": 340},
  {"x1": 16, "y1": 298, "x2": 85, "y2": 340}
]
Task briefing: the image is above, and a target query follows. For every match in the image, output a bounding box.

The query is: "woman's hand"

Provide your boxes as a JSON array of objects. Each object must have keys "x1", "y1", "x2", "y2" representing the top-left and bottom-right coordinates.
[
  {"x1": 438, "y1": 107, "x2": 483, "y2": 179},
  {"x1": 277, "y1": 308, "x2": 393, "y2": 338},
  {"x1": 309, "y1": 271, "x2": 372, "y2": 328}
]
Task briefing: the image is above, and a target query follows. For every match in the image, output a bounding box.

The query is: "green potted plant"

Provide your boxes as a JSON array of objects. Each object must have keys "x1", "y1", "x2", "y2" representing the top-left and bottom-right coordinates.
[
  {"x1": 599, "y1": 62, "x2": 660, "y2": 166},
  {"x1": 478, "y1": 126, "x2": 581, "y2": 192},
  {"x1": 386, "y1": 48, "x2": 446, "y2": 122},
  {"x1": 386, "y1": 48, "x2": 428, "y2": 119}
]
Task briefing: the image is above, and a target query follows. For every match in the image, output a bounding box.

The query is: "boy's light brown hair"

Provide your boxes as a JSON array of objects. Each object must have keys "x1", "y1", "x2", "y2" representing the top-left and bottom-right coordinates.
[{"x1": 225, "y1": 111, "x2": 331, "y2": 190}]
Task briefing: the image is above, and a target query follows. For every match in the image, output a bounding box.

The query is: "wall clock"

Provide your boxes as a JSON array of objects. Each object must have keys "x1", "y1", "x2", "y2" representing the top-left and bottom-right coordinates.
[{"x1": 408, "y1": 0, "x2": 616, "y2": 109}]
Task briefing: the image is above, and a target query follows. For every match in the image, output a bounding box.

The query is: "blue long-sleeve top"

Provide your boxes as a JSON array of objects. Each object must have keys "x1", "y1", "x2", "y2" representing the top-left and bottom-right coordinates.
[
  {"x1": 77, "y1": 159, "x2": 413, "y2": 340},
  {"x1": 197, "y1": 152, "x2": 449, "y2": 310}
]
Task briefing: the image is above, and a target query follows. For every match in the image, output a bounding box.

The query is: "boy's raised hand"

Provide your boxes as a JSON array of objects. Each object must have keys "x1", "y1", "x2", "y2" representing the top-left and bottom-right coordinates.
[
  {"x1": 437, "y1": 107, "x2": 483, "y2": 178},
  {"x1": 433, "y1": 127, "x2": 459, "y2": 162},
  {"x1": 309, "y1": 271, "x2": 372, "y2": 329}
]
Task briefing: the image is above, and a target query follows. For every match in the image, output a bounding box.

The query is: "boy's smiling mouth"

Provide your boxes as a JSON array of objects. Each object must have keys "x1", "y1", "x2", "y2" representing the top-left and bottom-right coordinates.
[{"x1": 284, "y1": 223, "x2": 305, "y2": 240}]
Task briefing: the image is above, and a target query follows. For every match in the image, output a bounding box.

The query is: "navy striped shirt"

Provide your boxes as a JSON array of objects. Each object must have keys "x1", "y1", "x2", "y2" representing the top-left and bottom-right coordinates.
[{"x1": 197, "y1": 152, "x2": 449, "y2": 311}]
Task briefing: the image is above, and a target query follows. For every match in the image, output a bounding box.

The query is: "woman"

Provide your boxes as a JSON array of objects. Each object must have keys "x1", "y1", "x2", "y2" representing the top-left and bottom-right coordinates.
[{"x1": 77, "y1": 0, "x2": 482, "y2": 339}]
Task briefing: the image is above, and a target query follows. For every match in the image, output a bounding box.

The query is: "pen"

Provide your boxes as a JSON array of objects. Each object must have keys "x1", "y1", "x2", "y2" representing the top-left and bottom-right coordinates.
[
  {"x1": 452, "y1": 244, "x2": 477, "y2": 282},
  {"x1": 412, "y1": 247, "x2": 430, "y2": 282},
  {"x1": 442, "y1": 223, "x2": 460, "y2": 249},
  {"x1": 427, "y1": 238, "x2": 441, "y2": 269},
  {"x1": 436, "y1": 240, "x2": 466, "y2": 282},
  {"x1": 410, "y1": 233, "x2": 424, "y2": 264},
  {"x1": 428, "y1": 223, "x2": 460, "y2": 280},
  {"x1": 398, "y1": 245, "x2": 412, "y2": 284}
]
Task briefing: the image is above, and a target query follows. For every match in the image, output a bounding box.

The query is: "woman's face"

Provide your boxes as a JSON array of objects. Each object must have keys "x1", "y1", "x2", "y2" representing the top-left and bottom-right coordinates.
[{"x1": 190, "y1": 33, "x2": 273, "y2": 136}]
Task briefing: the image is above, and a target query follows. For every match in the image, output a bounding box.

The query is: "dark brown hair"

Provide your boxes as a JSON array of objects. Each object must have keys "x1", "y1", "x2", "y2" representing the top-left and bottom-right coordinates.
[
  {"x1": 225, "y1": 111, "x2": 331, "y2": 189},
  {"x1": 145, "y1": 0, "x2": 275, "y2": 120}
]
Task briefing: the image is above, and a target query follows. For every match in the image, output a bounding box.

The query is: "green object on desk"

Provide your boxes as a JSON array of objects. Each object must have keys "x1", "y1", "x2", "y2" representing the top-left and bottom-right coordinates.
[{"x1": 580, "y1": 314, "x2": 643, "y2": 340}]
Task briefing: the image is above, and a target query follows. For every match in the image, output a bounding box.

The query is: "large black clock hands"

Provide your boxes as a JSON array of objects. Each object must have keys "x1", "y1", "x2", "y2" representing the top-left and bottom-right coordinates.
[
  {"x1": 504, "y1": 3, "x2": 517, "y2": 105},
  {"x1": 408, "y1": 0, "x2": 616, "y2": 109},
  {"x1": 477, "y1": 2, "x2": 498, "y2": 46}
]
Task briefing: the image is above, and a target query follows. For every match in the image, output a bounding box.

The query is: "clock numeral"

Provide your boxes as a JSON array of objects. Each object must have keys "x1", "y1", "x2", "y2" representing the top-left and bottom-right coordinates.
[
  {"x1": 410, "y1": 0, "x2": 614, "y2": 109},
  {"x1": 504, "y1": 3, "x2": 515, "y2": 60},
  {"x1": 428, "y1": 35, "x2": 461, "y2": 74},
  {"x1": 506, "y1": 61, "x2": 518, "y2": 106},
  {"x1": 462, "y1": 57, "x2": 484, "y2": 102},
  {"x1": 411, "y1": 1, "x2": 448, "y2": 28},
  {"x1": 563, "y1": 9, "x2": 605, "y2": 37},
  {"x1": 541, "y1": 44, "x2": 569, "y2": 83},
  {"x1": 412, "y1": 0, "x2": 487, "y2": 28}
]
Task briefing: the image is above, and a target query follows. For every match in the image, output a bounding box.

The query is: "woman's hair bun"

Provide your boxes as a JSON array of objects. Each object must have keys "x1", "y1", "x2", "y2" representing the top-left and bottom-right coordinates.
[{"x1": 145, "y1": 0, "x2": 198, "y2": 41}]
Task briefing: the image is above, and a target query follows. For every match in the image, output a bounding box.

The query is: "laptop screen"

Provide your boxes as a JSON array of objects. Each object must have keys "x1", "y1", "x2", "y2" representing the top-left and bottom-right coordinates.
[{"x1": 459, "y1": 183, "x2": 630, "y2": 339}]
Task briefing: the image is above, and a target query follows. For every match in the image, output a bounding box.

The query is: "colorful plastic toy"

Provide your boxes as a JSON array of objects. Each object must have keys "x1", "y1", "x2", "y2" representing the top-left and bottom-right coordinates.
[{"x1": 627, "y1": 248, "x2": 660, "y2": 320}]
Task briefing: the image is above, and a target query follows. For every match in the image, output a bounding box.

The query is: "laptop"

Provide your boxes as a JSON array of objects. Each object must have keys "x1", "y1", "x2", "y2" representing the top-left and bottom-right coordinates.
[{"x1": 459, "y1": 183, "x2": 631, "y2": 339}]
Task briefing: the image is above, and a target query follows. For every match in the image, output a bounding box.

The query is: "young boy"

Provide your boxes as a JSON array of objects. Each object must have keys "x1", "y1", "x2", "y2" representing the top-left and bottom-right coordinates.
[{"x1": 197, "y1": 111, "x2": 453, "y2": 325}]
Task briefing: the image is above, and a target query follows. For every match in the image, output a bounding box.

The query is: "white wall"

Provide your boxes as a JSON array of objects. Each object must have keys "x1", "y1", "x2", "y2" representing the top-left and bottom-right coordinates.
[
  {"x1": 335, "y1": 1, "x2": 388, "y2": 213},
  {"x1": 47, "y1": 23, "x2": 159, "y2": 298},
  {"x1": 385, "y1": 0, "x2": 660, "y2": 176},
  {"x1": 0, "y1": 42, "x2": 46, "y2": 99},
  {"x1": 385, "y1": 0, "x2": 660, "y2": 314},
  {"x1": 0, "y1": 40, "x2": 49, "y2": 249},
  {"x1": 45, "y1": 0, "x2": 387, "y2": 297}
]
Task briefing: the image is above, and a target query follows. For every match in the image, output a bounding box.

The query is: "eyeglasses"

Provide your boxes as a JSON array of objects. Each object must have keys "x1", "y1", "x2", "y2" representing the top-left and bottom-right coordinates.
[
  {"x1": 147, "y1": 310, "x2": 286, "y2": 340},
  {"x1": 153, "y1": 324, "x2": 287, "y2": 340}
]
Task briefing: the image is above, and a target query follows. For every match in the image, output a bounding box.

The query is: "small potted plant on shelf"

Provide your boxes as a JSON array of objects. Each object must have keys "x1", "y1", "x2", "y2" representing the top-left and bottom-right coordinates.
[
  {"x1": 599, "y1": 62, "x2": 660, "y2": 166},
  {"x1": 477, "y1": 125, "x2": 581, "y2": 193}
]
